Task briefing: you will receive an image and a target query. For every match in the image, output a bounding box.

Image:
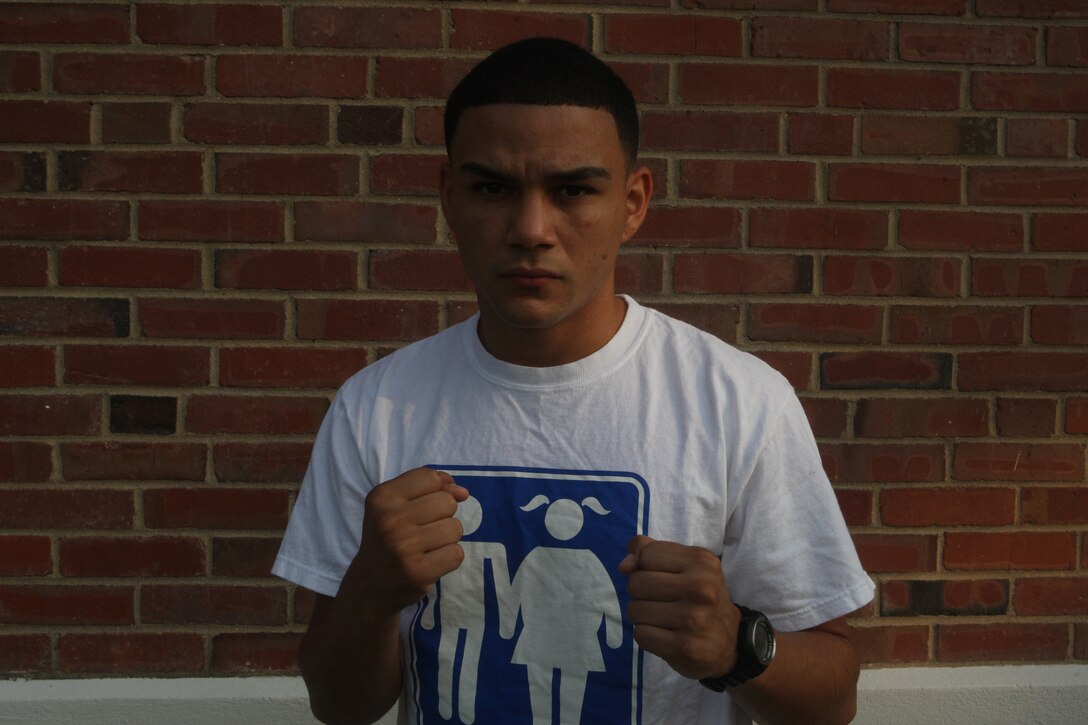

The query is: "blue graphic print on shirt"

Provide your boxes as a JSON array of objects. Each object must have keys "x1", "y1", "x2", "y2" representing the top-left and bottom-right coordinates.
[{"x1": 407, "y1": 465, "x2": 649, "y2": 725}]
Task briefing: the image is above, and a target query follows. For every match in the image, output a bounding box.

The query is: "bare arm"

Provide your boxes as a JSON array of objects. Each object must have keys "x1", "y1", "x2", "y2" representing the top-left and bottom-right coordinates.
[
  {"x1": 620, "y1": 536, "x2": 861, "y2": 725},
  {"x1": 728, "y1": 616, "x2": 860, "y2": 725},
  {"x1": 298, "y1": 468, "x2": 468, "y2": 724}
]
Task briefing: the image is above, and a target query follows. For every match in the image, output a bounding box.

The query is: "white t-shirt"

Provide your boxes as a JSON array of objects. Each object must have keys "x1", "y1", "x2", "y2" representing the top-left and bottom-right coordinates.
[{"x1": 274, "y1": 296, "x2": 874, "y2": 725}]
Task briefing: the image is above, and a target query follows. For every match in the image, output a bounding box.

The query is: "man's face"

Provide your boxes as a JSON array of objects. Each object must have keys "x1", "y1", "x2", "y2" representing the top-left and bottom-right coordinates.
[{"x1": 441, "y1": 104, "x2": 651, "y2": 363}]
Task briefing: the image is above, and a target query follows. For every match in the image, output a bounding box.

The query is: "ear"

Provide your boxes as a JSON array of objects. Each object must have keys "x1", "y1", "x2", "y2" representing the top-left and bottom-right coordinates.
[{"x1": 620, "y1": 165, "x2": 653, "y2": 245}]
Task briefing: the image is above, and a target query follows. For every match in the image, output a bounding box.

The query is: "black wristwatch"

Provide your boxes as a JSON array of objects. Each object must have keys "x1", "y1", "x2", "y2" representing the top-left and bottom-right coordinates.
[{"x1": 699, "y1": 605, "x2": 776, "y2": 691}]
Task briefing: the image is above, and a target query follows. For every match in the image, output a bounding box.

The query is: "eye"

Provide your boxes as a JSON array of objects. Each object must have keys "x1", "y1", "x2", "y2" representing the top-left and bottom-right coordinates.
[
  {"x1": 472, "y1": 182, "x2": 509, "y2": 196},
  {"x1": 557, "y1": 185, "x2": 592, "y2": 199}
]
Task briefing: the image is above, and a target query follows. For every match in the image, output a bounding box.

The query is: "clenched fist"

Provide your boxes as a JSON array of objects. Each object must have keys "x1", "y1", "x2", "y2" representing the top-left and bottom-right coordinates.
[
  {"x1": 619, "y1": 535, "x2": 741, "y2": 680},
  {"x1": 345, "y1": 467, "x2": 470, "y2": 618}
]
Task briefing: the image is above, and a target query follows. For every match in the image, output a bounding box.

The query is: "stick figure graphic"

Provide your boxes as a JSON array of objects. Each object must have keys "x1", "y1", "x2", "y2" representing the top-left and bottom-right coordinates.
[
  {"x1": 500, "y1": 495, "x2": 624, "y2": 725},
  {"x1": 420, "y1": 495, "x2": 511, "y2": 724}
]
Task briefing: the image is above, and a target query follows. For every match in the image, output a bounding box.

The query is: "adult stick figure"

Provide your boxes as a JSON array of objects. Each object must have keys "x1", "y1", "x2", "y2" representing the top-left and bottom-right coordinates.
[{"x1": 420, "y1": 495, "x2": 511, "y2": 724}]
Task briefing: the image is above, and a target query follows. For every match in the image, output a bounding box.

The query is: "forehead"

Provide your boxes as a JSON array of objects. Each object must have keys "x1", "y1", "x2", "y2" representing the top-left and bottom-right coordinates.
[{"x1": 448, "y1": 104, "x2": 626, "y2": 170}]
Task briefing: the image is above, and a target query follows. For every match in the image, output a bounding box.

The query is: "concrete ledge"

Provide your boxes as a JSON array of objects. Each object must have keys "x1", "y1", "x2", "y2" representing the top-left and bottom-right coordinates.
[{"x1": 1, "y1": 665, "x2": 1085, "y2": 724}]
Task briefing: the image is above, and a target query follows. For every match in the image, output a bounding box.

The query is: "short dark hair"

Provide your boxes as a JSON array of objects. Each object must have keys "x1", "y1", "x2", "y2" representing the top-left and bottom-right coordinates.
[{"x1": 444, "y1": 37, "x2": 640, "y2": 166}]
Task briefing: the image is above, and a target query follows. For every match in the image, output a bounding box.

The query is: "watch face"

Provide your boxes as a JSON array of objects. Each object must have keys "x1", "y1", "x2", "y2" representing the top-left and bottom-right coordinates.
[{"x1": 752, "y1": 619, "x2": 776, "y2": 664}]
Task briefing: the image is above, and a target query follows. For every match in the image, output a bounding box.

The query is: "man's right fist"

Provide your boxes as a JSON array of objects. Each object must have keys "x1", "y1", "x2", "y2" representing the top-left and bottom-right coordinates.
[{"x1": 348, "y1": 467, "x2": 470, "y2": 617}]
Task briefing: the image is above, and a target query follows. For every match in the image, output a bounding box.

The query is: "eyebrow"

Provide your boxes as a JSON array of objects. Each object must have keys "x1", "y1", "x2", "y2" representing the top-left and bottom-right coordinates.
[{"x1": 459, "y1": 161, "x2": 612, "y2": 183}]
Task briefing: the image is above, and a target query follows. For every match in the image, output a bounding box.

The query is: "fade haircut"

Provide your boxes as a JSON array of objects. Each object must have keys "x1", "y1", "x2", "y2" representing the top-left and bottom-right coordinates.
[{"x1": 444, "y1": 37, "x2": 640, "y2": 167}]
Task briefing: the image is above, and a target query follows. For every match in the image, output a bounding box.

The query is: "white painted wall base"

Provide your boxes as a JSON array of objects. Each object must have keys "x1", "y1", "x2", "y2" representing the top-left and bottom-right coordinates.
[{"x1": 1, "y1": 665, "x2": 1085, "y2": 724}]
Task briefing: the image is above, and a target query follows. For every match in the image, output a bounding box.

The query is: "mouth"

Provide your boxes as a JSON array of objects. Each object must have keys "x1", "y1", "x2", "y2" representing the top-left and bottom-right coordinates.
[{"x1": 502, "y1": 267, "x2": 561, "y2": 288}]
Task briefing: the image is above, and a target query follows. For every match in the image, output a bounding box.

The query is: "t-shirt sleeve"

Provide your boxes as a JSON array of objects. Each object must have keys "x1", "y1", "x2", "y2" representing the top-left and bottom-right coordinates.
[
  {"x1": 272, "y1": 392, "x2": 374, "y2": 597},
  {"x1": 720, "y1": 389, "x2": 874, "y2": 633}
]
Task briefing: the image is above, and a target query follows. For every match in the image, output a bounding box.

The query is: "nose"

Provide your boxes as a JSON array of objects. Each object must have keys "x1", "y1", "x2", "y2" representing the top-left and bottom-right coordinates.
[{"x1": 507, "y1": 190, "x2": 556, "y2": 249}]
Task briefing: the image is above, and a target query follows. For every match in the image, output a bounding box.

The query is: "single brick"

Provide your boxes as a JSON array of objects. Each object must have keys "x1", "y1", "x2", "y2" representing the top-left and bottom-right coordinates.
[
  {"x1": 0, "y1": 585, "x2": 134, "y2": 625},
  {"x1": 1022, "y1": 487, "x2": 1088, "y2": 525},
  {"x1": 61, "y1": 442, "x2": 206, "y2": 482},
  {"x1": 973, "y1": 258, "x2": 1088, "y2": 297},
  {"x1": 109, "y1": 395, "x2": 177, "y2": 435},
  {"x1": 0, "y1": 443, "x2": 53, "y2": 482},
  {"x1": 945, "y1": 532, "x2": 1076, "y2": 571},
  {"x1": 1033, "y1": 213, "x2": 1088, "y2": 252},
  {"x1": 749, "y1": 208, "x2": 888, "y2": 249},
  {"x1": 101, "y1": 102, "x2": 172, "y2": 144},
  {"x1": 337, "y1": 106, "x2": 403, "y2": 145},
  {"x1": 0, "y1": 152, "x2": 46, "y2": 192},
  {"x1": 995, "y1": 397, "x2": 1057, "y2": 437},
  {"x1": 788, "y1": 114, "x2": 854, "y2": 155},
  {"x1": 882, "y1": 579, "x2": 1009, "y2": 616},
  {"x1": 0, "y1": 394, "x2": 102, "y2": 436},
  {"x1": 937, "y1": 624, "x2": 1067, "y2": 663},
  {"x1": 0, "y1": 100, "x2": 90, "y2": 143},
  {"x1": 0, "y1": 489, "x2": 133, "y2": 528},
  {"x1": 855, "y1": 398, "x2": 989, "y2": 438},
  {"x1": 1014, "y1": 578, "x2": 1088, "y2": 616},
  {"x1": 0, "y1": 50, "x2": 40, "y2": 92},
  {"x1": 953, "y1": 442, "x2": 1085, "y2": 482},
  {"x1": 898, "y1": 210, "x2": 1023, "y2": 252},
  {"x1": 829, "y1": 68, "x2": 960, "y2": 110},
  {"x1": 294, "y1": 201, "x2": 437, "y2": 245},
  {"x1": 59, "y1": 246, "x2": 201, "y2": 289},
  {"x1": 642, "y1": 111, "x2": 778, "y2": 152},
  {"x1": 369, "y1": 154, "x2": 444, "y2": 196},
  {"x1": 851, "y1": 626, "x2": 929, "y2": 665},
  {"x1": 215, "y1": 249, "x2": 357, "y2": 291},
  {"x1": 294, "y1": 6, "x2": 441, "y2": 49},
  {"x1": 0, "y1": 244, "x2": 47, "y2": 286},
  {"x1": 606, "y1": 15, "x2": 742, "y2": 56},
  {"x1": 213, "y1": 442, "x2": 312, "y2": 483},
  {"x1": 680, "y1": 160, "x2": 814, "y2": 201},
  {"x1": 821, "y1": 443, "x2": 945, "y2": 483},
  {"x1": 0, "y1": 635, "x2": 50, "y2": 673},
  {"x1": 136, "y1": 4, "x2": 282, "y2": 46},
  {"x1": 60, "y1": 536, "x2": 205, "y2": 577},
  {"x1": 448, "y1": 9, "x2": 588, "y2": 51},
  {"x1": 973, "y1": 71, "x2": 1088, "y2": 113},
  {"x1": 890, "y1": 305, "x2": 1023, "y2": 345},
  {"x1": 297, "y1": 299, "x2": 439, "y2": 341},
  {"x1": 0, "y1": 535, "x2": 51, "y2": 576},
  {"x1": 852, "y1": 534, "x2": 938, "y2": 573},
  {"x1": 185, "y1": 395, "x2": 328, "y2": 435},
  {"x1": 212, "y1": 633, "x2": 303, "y2": 673},
  {"x1": 141, "y1": 585, "x2": 287, "y2": 625},
  {"x1": 216, "y1": 55, "x2": 367, "y2": 98},
  {"x1": 1047, "y1": 26, "x2": 1088, "y2": 67},
  {"x1": 674, "y1": 253, "x2": 812, "y2": 294},
  {"x1": 1006, "y1": 118, "x2": 1069, "y2": 157},
  {"x1": 59, "y1": 633, "x2": 204, "y2": 674},
  {"x1": 144, "y1": 488, "x2": 289, "y2": 530},
  {"x1": 212, "y1": 537, "x2": 282, "y2": 578},
  {"x1": 139, "y1": 200, "x2": 284, "y2": 243},
  {"x1": 0, "y1": 346, "x2": 54, "y2": 387},
  {"x1": 0, "y1": 3, "x2": 129, "y2": 44},
  {"x1": 374, "y1": 56, "x2": 477, "y2": 100},
  {"x1": 58, "y1": 151, "x2": 203, "y2": 194},
  {"x1": 970, "y1": 167, "x2": 1088, "y2": 206},
  {"x1": 65, "y1": 345, "x2": 209, "y2": 386},
  {"x1": 749, "y1": 303, "x2": 882, "y2": 344},
  {"x1": 369, "y1": 250, "x2": 473, "y2": 292},
  {"x1": 959, "y1": 352, "x2": 1088, "y2": 391},
  {"x1": 647, "y1": 303, "x2": 739, "y2": 345},
  {"x1": 829, "y1": 163, "x2": 960, "y2": 203},
  {"x1": 681, "y1": 63, "x2": 818, "y2": 106},
  {"x1": 752, "y1": 17, "x2": 889, "y2": 60},
  {"x1": 185, "y1": 103, "x2": 328, "y2": 145},
  {"x1": 54, "y1": 53, "x2": 204, "y2": 95},
  {"x1": 861, "y1": 115, "x2": 997, "y2": 156},
  {"x1": 139, "y1": 298, "x2": 284, "y2": 340},
  {"x1": 0, "y1": 199, "x2": 127, "y2": 241},
  {"x1": 823, "y1": 256, "x2": 960, "y2": 297},
  {"x1": 216, "y1": 153, "x2": 358, "y2": 196},
  {"x1": 821, "y1": 352, "x2": 952, "y2": 390},
  {"x1": 218, "y1": 347, "x2": 367, "y2": 388},
  {"x1": 0, "y1": 297, "x2": 129, "y2": 337},
  {"x1": 899, "y1": 23, "x2": 1036, "y2": 65},
  {"x1": 1032, "y1": 306, "x2": 1088, "y2": 345}
]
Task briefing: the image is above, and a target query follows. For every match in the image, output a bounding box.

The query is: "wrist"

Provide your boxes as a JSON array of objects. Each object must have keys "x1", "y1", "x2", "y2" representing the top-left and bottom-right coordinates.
[{"x1": 700, "y1": 605, "x2": 776, "y2": 692}]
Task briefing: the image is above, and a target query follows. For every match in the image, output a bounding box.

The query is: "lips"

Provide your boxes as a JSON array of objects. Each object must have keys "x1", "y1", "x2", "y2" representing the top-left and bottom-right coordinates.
[{"x1": 502, "y1": 267, "x2": 560, "y2": 288}]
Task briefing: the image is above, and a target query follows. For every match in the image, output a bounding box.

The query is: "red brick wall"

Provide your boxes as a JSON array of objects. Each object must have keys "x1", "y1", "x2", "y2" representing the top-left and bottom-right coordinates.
[{"x1": 1, "y1": 1, "x2": 1085, "y2": 676}]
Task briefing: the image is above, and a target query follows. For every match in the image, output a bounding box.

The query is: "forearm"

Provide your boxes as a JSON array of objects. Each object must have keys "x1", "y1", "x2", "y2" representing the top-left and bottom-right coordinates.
[
  {"x1": 299, "y1": 596, "x2": 403, "y2": 725},
  {"x1": 728, "y1": 627, "x2": 860, "y2": 725}
]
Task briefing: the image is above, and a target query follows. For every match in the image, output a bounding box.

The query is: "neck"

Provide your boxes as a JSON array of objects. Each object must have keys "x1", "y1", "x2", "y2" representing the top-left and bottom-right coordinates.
[{"x1": 476, "y1": 295, "x2": 627, "y2": 367}]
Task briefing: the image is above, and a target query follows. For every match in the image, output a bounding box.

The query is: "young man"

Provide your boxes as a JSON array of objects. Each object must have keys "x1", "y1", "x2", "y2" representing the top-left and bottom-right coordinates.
[{"x1": 274, "y1": 38, "x2": 874, "y2": 725}]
